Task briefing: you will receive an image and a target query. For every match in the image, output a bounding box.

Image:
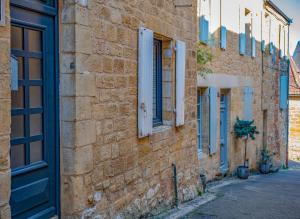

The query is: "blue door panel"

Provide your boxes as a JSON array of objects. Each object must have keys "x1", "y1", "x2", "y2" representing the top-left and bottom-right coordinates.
[
  {"x1": 220, "y1": 94, "x2": 228, "y2": 171},
  {"x1": 10, "y1": 2, "x2": 58, "y2": 218},
  {"x1": 11, "y1": 178, "x2": 50, "y2": 216}
]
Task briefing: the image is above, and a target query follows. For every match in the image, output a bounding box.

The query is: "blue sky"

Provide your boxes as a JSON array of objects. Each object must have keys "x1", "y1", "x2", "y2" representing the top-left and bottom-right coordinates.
[{"x1": 272, "y1": 0, "x2": 300, "y2": 55}]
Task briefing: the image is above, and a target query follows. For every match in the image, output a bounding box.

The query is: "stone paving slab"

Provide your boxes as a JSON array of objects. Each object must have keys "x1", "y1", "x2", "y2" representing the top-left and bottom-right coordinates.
[{"x1": 183, "y1": 169, "x2": 300, "y2": 219}]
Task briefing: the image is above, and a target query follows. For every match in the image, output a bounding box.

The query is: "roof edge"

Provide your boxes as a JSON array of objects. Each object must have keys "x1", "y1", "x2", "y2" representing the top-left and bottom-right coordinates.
[{"x1": 264, "y1": 0, "x2": 292, "y2": 24}]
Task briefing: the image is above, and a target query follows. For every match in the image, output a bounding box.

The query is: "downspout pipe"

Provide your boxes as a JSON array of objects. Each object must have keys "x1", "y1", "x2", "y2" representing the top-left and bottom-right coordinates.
[
  {"x1": 286, "y1": 22, "x2": 291, "y2": 168},
  {"x1": 172, "y1": 163, "x2": 178, "y2": 208}
]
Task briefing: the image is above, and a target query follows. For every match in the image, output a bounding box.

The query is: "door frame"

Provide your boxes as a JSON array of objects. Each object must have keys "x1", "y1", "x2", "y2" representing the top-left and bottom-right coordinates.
[{"x1": 10, "y1": 0, "x2": 60, "y2": 217}]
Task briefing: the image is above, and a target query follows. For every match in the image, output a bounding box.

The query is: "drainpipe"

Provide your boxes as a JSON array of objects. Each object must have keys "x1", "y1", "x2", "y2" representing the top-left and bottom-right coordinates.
[
  {"x1": 286, "y1": 22, "x2": 291, "y2": 168},
  {"x1": 286, "y1": 59, "x2": 290, "y2": 168},
  {"x1": 172, "y1": 163, "x2": 178, "y2": 208}
]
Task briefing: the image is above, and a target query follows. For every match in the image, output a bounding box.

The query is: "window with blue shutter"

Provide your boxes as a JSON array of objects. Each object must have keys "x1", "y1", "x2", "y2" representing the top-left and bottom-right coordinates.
[
  {"x1": 261, "y1": 40, "x2": 266, "y2": 53},
  {"x1": 251, "y1": 37, "x2": 256, "y2": 57},
  {"x1": 153, "y1": 39, "x2": 163, "y2": 126},
  {"x1": 199, "y1": 16, "x2": 209, "y2": 44},
  {"x1": 280, "y1": 75, "x2": 288, "y2": 109},
  {"x1": 220, "y1": 26, "x2": 227, "y2": 50},
  {"x1": 239, "y1": 33, "x2": 246, "y2": 55},
  {"x1": 209, "y1": 87, "x2": 218, "y2": 155},
  {"x1": 197, "y1": 90, "x2": 203, "y2": 153},
  {"x1": 244, "y1": 87, "x2": 253, "y2": 121}
]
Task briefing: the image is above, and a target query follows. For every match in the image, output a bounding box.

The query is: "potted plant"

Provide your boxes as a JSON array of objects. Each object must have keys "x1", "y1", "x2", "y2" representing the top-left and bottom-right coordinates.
[
  {"x1": 234, "y1": 117, "x2": 259, "y2": 179},
  {"x1": 260, "y1": 148, "x2": 273, "y2": 174}
]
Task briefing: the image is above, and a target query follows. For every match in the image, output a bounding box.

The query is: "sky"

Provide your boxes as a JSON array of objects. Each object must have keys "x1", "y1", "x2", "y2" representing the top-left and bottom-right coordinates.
[{"x1": 272, "y1": 0, "x2": 300, "y2": 55}]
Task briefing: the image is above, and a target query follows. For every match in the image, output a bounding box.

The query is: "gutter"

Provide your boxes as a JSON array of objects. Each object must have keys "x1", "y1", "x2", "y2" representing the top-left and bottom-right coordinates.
[{"x1": 264, "y1": 0, "x2": 293, "y2": 25}]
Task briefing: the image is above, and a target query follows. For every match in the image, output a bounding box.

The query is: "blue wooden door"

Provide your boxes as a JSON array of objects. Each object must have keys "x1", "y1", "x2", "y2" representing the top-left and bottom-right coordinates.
[
  {"x1": 220, "y1": 94, "x2": 228, "y2": 172},
  {"x1": 10, "y1": 1, "x2": 59, "y2": 218}
]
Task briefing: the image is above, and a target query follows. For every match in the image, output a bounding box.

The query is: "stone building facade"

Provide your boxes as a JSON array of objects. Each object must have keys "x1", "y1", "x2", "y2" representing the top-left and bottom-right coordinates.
[
  {"x1": 0, "y1": 0, "x2": 291, "y2": 218},
  {"x1": 289, "y1": 44, "x2": 300, "y2": 161},
  {"x1": 196, "y1": 0, "x2": 290, "y2": 180}
]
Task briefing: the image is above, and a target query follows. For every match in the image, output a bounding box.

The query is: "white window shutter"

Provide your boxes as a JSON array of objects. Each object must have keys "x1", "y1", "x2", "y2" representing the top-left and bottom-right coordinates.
[
  {"x1": 138, "y1": 27, "x2": 153, "y2": 138},
  {"x1": 176, "y1": 40, "x2": 186, "y2": 127},
  {"x1": 209, "y1": 87, "x2": 218, "y2": 155}
]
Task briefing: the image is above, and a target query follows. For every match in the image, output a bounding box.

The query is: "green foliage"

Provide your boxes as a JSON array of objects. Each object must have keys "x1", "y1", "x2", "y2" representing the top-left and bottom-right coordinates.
[
  {"x1": 234, "y1": 117, "x2": 259, "y2": 167},
  {"x1": 233, "y1": 117, "x2": 259, "y2": 140},
  {"x1": 197, "y1": 43, "x2": 213, "y2": 77},
  {"x1": 196, "y1": 187, "x2": 202, "y2": 196},
  {"x1": 261, "y1": 148, "x2": 272, "y2": 164}
]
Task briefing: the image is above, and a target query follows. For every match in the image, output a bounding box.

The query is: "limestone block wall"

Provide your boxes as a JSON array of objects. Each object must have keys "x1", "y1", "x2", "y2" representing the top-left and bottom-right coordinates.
[
  {"x1": 289, "y1": 98, "x2": 300, "y2": 160},
  {"x1": 197, "y1": 0, "x2": 289, "y2": 180},
  {"x1": 60, "y1": 0, "x2": 200, "y2": 218},
  {"x1": 0, "y1": 0, "x2": 11, "y2": 217}
]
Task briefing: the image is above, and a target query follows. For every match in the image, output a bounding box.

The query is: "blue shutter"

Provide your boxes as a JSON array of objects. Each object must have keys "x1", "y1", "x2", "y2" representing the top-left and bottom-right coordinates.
[
  {"x1": 270, "y1": 42, "x2": 274, "y2": 54},
  {"x1": 197, "y1": 91, "x2": 203, "y2": 153},
  {"x1": 220, "y1": 26, "x2": 227, "y2": 50},
  {"x1": 279, "y1": 49, "x2": 283, "y2": 59},
  {"x1": 272, "y1": 49, "x2": 277, "y2": 64},
  {"x1": 239, "y1": 33, "x2": 246, "y2": 55},
  {"x1": 280, "y1": 75, "x2": 288, "y2": 109},
  {"x1": 199, "y1": 16, "x2": 209, "y2": 44},
  {"x1": 251, "y1": 37, "x2": 256, "y2": 58},
  {"x1": 209, "y1": 87, "x2": 217, "y2": 155},
  {"x1": 261, "y1": 40, "x2": 266, "y2": 53},
  {"x1": 244, "y1": 87, "x2": 253, "y2": 121}
]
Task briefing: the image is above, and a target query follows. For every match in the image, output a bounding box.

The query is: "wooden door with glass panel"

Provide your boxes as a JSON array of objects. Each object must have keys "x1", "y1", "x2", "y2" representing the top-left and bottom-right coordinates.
[{"x1": 10, "y1": 2, "x2": 58, "y2": 218}]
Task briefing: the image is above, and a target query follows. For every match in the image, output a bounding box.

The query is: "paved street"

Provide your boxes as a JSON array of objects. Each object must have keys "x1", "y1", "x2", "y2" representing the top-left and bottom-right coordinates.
[{"x1": 183, "y1": 163, "x2": 300, "y2": 219}]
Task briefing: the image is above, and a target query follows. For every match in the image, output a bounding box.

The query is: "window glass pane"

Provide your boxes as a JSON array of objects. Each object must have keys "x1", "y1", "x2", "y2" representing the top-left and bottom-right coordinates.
[
  {"x1": 29, "y1": 58, "x2": 42, "y2": 79},
  {"x1": 11, "y1": 144, "x2": 25, "y2": 169},
  {"x1": 11, "y1": 26, "x2": 23, "y2": 50},
  {"x1": 153, "y1": 39, "x2": 162, "y2": 125},
  {"x1": 17, "y1": 57, "x2": 24, "y2": 79},
  {"x1": 11, "y1": 86, "x2": 24, "y2": 109},
  {"x1": 197, "y1": 91, "x2": 203, "y2": 151},
  {"x1": 28, "y1": 29, "x2": 42, "y2": 52},
  {"x1": 30, "y1": 86, "x2": 42, "y2": 108},
  {"x1": 30, "y1": 114, "x2": 42, "y2": 136},
  {"x1": 11, "y1": 115, "x2": 24, "y2": 139},
  {"x1": 30, "y1": 141, "x2": 43, "y2": 163},
  {"x1": 153, "y1": 43, "x2": 157, "y2": 119}
]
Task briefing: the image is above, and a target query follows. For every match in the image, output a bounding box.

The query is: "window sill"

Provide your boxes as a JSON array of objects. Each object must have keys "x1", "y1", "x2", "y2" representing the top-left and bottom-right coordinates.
[{"x1": 152, "y1": 125, "x2": 172, "y2": 134}]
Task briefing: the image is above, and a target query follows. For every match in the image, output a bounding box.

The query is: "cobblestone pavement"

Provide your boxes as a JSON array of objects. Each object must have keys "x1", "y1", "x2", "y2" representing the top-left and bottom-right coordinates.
[{"x1": 182, "y1": 163, "x2": 300, "y2": 219}]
